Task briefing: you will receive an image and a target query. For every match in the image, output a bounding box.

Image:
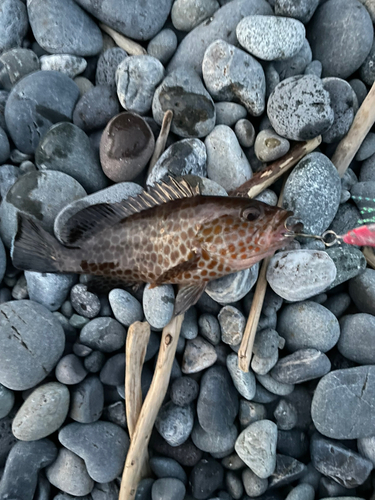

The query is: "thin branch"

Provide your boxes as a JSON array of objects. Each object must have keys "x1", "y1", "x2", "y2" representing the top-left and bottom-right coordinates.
[
  {"x1": 331, "y1": 81, "x2": 375, "y2": 177},
  {"x1": 230, "y1": 136, "x2": 322, "y2": 198},
  {"x1": 363, "y1": 246, "x2": 375, "y2": 269},
  {"x1": 147, "y1": 109, "x2": 174, "y2": 177},
  {"x1": 99, "y1": 23, "x2": 147, "y2": 56},
  {"x1": 119, "y1": 314, "x2": 184, "y2": 500}
]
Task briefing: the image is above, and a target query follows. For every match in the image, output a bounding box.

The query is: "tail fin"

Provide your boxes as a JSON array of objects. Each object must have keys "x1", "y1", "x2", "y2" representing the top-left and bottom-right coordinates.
[{"x1": 11, "y1": 214, "x2": 63, "y2": 273}]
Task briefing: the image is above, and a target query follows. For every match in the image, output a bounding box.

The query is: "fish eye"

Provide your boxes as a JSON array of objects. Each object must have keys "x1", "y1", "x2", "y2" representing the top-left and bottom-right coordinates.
[{"x1": 242, "y1": 207, "x2": 261, "y2": 222}]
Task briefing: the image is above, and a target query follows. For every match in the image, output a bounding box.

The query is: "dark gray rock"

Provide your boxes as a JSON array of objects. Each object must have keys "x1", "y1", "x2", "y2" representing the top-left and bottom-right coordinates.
[
  {"x1": 350, "y1": 78, "x2": 368, "y2": 106},
  {"x1": 55, "y1": 354, "x2": 87, "y2": 385},
  {"x1": 0, "y1": 407, "x2": 17, "y2": 466},
  {"x1": 84, "y1": 351, "x2": 105, "y2": 373},
  {"x1": 198, "y1": 313, "x2": 220, "y2": 345},
  {"x1": 147, "y1": 29, "x2": 178, "y2": 65},
  {"x1": 190, "y1": 458, "x2": 224, "y2": 500},
  {"x1": 274, "y1": 399, "x2": 298, "y2": 430},
  {"x1": 197, "y1": 365, "x2": 238, "y2": 434},
  {"x1": 80, "y1": 317, "x2": 126, "y2": 352},
  {"x1": 91, "y1": 482, "x2": 118, "y2": 500},
  {"x1": 360, "y1": 38, "x2": 375, "y2": 86},
  {"x1": 268, "y1": 76, "x2": 334, "y2": 141},
  {"x1": 0, "y1": 300, "x2": 65, "y2": 390},
  {"x1": 234, "y1": 118, "x2": 255, "y2": 148},
  {"x1": 0, "y1": 382, "x2": 14, "y2": 418},
  {"x1": 282, "y1": 153, "x2": 341, "y2": 234},
  {"x1": 152, "y1": 67, "x2": 215, "y2": 138},
  {"x1": 0, "y1": 439, "x2": 57, "y2": 500},
  {"x1": 226, "y1": 353, "x2": 256, "y2": 400},
  {"x1": 0, "y1": 0, "x2": 28, "y2": 54},
  {"x1": 256, "y1": 372, "x2": 294, "y2": 396},
  {"x1": 268, "y1": 454, "x2": 306, "y2": 489},
  {"x1": 155, "y1": 401, "x2": 194, "y2": 447},
  {"x1": 171, "y1": 0, "x2": 219, "y2": 31},
  {"x1": 73, "y1": 85, "x2": 120, "y2": 132},
  {"x1": 312, "y1": 365, "x2": 375, "y2": 439},
  {"x1": 242, "y1": 468, "x2": 268, "y2": 497},
  {"x1": 102, "y1": 400, "x2": 126, "y2": 429},
  {"x1": 324, "y1": 292, "x2": 351, "y2": 318},
  {"x1": 349, "y1": 268, "x2": 375, "y2": 315},
  {"x1": 356, "y1": 132, "x2": 375, "y2": 161},
  {"x1": 311, "y1": 434, "x2": 373, "y2": 488},
  {"x1": 180, "y1": 307, "x2": 198, "y2": 340},
  {"x1": 275, "y1": 0, "x2": 319, "y2": 23},
  {"x1": 0, "y1": 237, "x2": 5, "y2": 285},
  {"x1": 338, "y1": 314, "x2": 375, "y2": 364},
  {"x1": 69, "y1": 375, "x2": 104, "y2": 423},
  {"x1": 150, "y1": 433, "x2": 203, "y2": 467},
  {"x1": 0, "y1": 126, "x2": 9, "y2": 163},
  {"x1": 273, "y1": 39, "x2": 312, "y2": 81},
  {"x1": 96, "y1": 48, "x2": 127, "y2": 88},
  {"x1": 74, "y1": 0, "x2": 173, "y2": 41},
  {"x1": 149, "y1": 457, "x2": 187, "y2": 484},
  {"x1": 202, "y1": 39, "x2": 265, "y2": 116},
  {"x1": 277, "y1": 429, "x2": 309, "y2": 459},
  {"x1": 278, "y1": 301, "x2": 340, "y2": 352},
  {"x1": 307, "y1": 0, "x2": 373, "y2": 78},
  {"x1": 0, "y1": 164, "x2": 19, "y2": 199},
  {"x1": 5, "y1": 71, "x2": 80, "y2": 154},
  {"x1": 25, "y1": 271, "x2": 77, "y2": 312},
  {"x1": 239, "y1": 400, "x2": 267, "y2": 428},
  {"x1": 191, "y1": 421, "x2": 237, "y2": 455},
  {"x1": 100, "y1": 353, "x2": 125, "y2": 386},
  {"x1": 59, "y1": 421, "x2": 130, "y2": 482},
  {"x1": 329, "y1": 202, "x2": 361, "y2": 236},
  {"x1": 304, "y1": 59, "x2": 322, "y2": 78},
  {"x1": 27, "y1": 0, "x2": 103, "y2": 56},
  {"x1": 326, "y1": 246, "x2": 366, "y2": 289},
  {"x1": 152, "y1": 478, "x2": 185, "y2": 500},
  {"x1": 135, "y1": 478, "x2": 154, "y2": 500},
  {"x1": 12, "y1": 382, "x2": 69, "y2": 440},
  {"x1": 271, "y1": 349, "x2": 331, "y2": 384},
  {"x1": 170, "y1": 376, "x2": 199, "y2": 407}
]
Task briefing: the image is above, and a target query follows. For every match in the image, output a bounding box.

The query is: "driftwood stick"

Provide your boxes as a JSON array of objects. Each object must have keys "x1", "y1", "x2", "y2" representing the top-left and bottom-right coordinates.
[
  {"x1": 99, "y1": 23, "x2": 147, "y2": 56},
  {"x1": 363, "y1": 246, "x2": 375, "y2": 270},
  {"x1": 147, "y1": 110, "x2": 174, "y2": 176},
  {"x1": 119, "y1": 314, "x2": 184, "y2": 500},
  {"x1": 230, "y1": 136, "x2": 322, "y2": 198},
  {"x1": 331, "y1": 81, "x2": 375, "y2": 177}
]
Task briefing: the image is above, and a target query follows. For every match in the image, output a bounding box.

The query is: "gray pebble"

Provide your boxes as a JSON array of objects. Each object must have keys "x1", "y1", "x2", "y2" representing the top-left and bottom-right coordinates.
[
  {"x1": 0, "y1": 300, "x2": 65, "y2": 390},
  {"x1": 329, "y1": 203, "x2": 361, "y2": 236},
  {"x1": 278, "y1": 301, "x2": 340, "y2": 352},
  {"x1": 170, "y1": 376, "x2": 199, "y2": 407},
  {"x1": 147, "y1": 138, "x2": 207, "y2": 186},
  {"x1": 73, "y1": 343, "x2": 92, "y2": 357},
  {"x1": 191, "y1": 421, "x2": 238, "y2": 455},
  {"x1": 73, "y1": 85, "x2": 120, "y2": 132},
  {"x1": 99, "y1": 353, "x2": 125, "y2": 386},
  {"x1": 0, "y1": 126, "x2": 9, "y2": 163},
  {"x1": 358, "y1": 436, "x2": 375, "y2": 467},
  {"x1": 171, "y1": 0, "x2": 219, "y2": 31},
  {"x1": 46, "y1": 447, "x2": 94, "y2": 496},
  {"x1": 271, "y1": 349, "x2": 331, "y2": 384},
  {"x1": 116, "y1": 55, "x2": 164, "y2": 115},
  {"x1": 251, "y1": 349, "x2": 279, "y2": 376},
  {"x1": 135, "y1": 479, "x2": 154, "y2": 500},
  {"x1": 274, "y1": 399, "x2": 298, "y2": 430},
  {"x1": 69, "y1": 314, "x2": 90, "y2": 329},
  {"x1": 338, "y1": 313, "x2": 375, "y2": 364},
  {"x1": 11, "y1": 274, "x2": 28, "y2": 300},
  {"x1": 234, "y1": 119, "x2": 255, "y2": 148},
  {"x1": 235, "y1": 420, "x2": 277, "y2": 478},
  {"x1": 222, "y1": 453, "x2": 246, "y2": 471},
  {"x1": 282, "y1": 152, "x2": 341, "y2": 234},
  {"x1": 349, "y1": 268, "x2": 375, "y2": 315},
  {"x1": 215, "y1": 102, "x2": 247, "y2": 126},
  {"x1": 202, "y1": 39, "x2": 265, "y2": 116},
  {"x1": 0, "y1": 439, "x2": 57, "y2": 500},
  {"x1": 236, "y1": 15, "x2": 305, "y2": 61},
  {"x1": 96, "y1": 48, "x2": 127, "y2": 88},
  {"x1": 239, "y1": 400, "x2": 267, "y2": 428},
  {"x1": 325, "y1": 246, "x2": 366, "y2": 289},
  {"x1": 80, "y1": 317, "x2": 126, "y2": 352},
  {"x1": 28, "y1": 0, "x2": 102, "y2": 56},
  {"x1": 0, "y1": 0, "x2": 28, "y2": 54},
  {"x1": 55, "y1": 354, "x2": 87, "y2": 385},
  {"x1": 350, "y1": 78, "x2": 368, "y2": 106},
  {"x1": 267, "y1": 249, "x2": 336, "y2": 301},
  {"x1": 182, "y1": 336, "x2": 217, "y2": 374},
  {"x1": 84, "y1": 351, "x2": 105, "y2": 373},
  {"x1": 273, "y1": 38, "x2": 312, "y2": 80},
  {"x1": 0, "y1": 237, "x2": 6, "y2": 284},
  {"x1": 59, "y1": 421, "x2": 129, "y2": 482},
  {"x1": 152, "y1": 478, "x2": 185, "y2": 500},
  {"x1": 285, "y1": 484, "x2": 315, "y2": 500},
  {"x1": 206, "y1": 265, "x2": 259, "y2": 304},
  {"x1": 0, "y1": 382, "x2": 14, "y2": 418},
  {"x1": 74, "y1": 79, "x2": 94, "y2": 98},
  {"x1": 35, "y1": 122, "x2": 107, "y2": 193},
  {"x1": 265, "y1": 63, "x2": 280, "y2": 99},
  {"x1": 226, "y1": 353, "x2": 256, "y2": 400},
  {"x1": 256, "y1": 372, "x2": 294, "y2": 396},
  {"x1": 180, "y1": 306, "x2": 198, "y2": 340},
  {"x1": 242, "y1": 467, "x2": 268, "y2": 497},
  {"x1": 69, "y1": 376, "x2": 104, "y2": 423},
  {"x1": 25, "y1": 271, "x2": 77, "y2": 312},
  {"x1": 324, "y1": 292, "x2": 351, "y2": 318},
  {"x1": 143, "y1": 284, "x2": 174, "y2": 330},
  {"x1": 108, "y1": 288, "x2": 143, "y2": 327},
  {"x1": 147, "y1": 29, "x2": 178, "y2": 65},
  {"x1": 0, "y1": 164, "x2": 19, "y2": 199},
  {"x1": 268, "y1": 454, "x2": 307, "y2": 488},
  {"x1": 254, "y1": 189, "x2": 278, "y2": 206},
  {"x1": 252, "y1": 328, "x2": 281, "y2": 358},
  {"x1": 275, "y1": 0, "x2": 319, "y2": 23},
  {"x1": 254, "y1": 128, "x2": 290, "y2": 162},
  {"x1": 308, "y1": 0, "x2": 373, "y2": 79},
  {"x1": 4, "y1": 71, "x2": 80, "y2": 154},
  {"x1": 267, "y1": 75, "x2": 334, "y2": 141},
  {"x1": 70, "y1": 284, "x2": 101, "y2": 319},
  {"x1": 102, "y1": 401, "x2": 126, "y2": 429},
  {"x1": 198, "y1": 313, "x2": 221, "y2": 345},
  {"x1": 205, "y1": 124, "x2": 252, "y2": 191},
  {"x1": 218, "y1": 305, "x2": 245, "y2": 346},
  {"x1": 153, "y1": 67, "x2": 215, "y2": 138},
  {"x1": 40, "y1": 54, "x2": 87, "y2": 78},
  {"x1": 356, "y1": 132, "x2": 375, "y2": 161},
  {"x1": 91, "y1": 482, "x2": 118, "y2": 500},
  {"x1": 304, "y1": 60, "x2": 322, "y2": 78},
  {"x1": 155, "y1": 401, "x2": 194, "y2": 447}
]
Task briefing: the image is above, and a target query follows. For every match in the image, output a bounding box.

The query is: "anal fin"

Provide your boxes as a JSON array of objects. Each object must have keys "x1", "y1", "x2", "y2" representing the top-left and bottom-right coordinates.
[{"x1": 174, "y1": 282, "x2": 207, "y2": 316}]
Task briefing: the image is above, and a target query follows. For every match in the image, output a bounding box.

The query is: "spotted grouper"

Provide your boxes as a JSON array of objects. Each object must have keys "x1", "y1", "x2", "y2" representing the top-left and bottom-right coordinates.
[{"x1": 11, "y1": 177, "x2": 300, "y2": 315}]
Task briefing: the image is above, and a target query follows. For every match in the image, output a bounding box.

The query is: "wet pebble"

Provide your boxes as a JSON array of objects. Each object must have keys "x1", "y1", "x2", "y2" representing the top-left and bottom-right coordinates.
[
  {"x1": 59, "y1": 421, "x2": 129, "y2": 482},
  {"x1": 170, "y1": 376, "x2": 199, "y2": 407},
  {"x1": 143, "y1": 284, "x2": 174, "y2": 330},
  {"x1": 254, "y1": 128, "x2": 290, "y2": 162},
  {"x1": 202, "y1": 39, "x2": 265, "y2": 116},
  {"x1": 218, "y1": 305, "x2": 246, "y2": 346},
  {"x1": 99, "y1": 353, "x2": 125, "y2": 386},
  {"x1": 84, "y1": 351, "x2": 105, "y2": 373},
  {"x1": 226, "y1": 353, "x2": 256, "y2": 400},
  {"x1": 116, "y1": 55, "x2": 164, "y2": 115},
  {"x1": 338, "y1": 313, "x2": 375, "y2": 364},
  {"x1": 271, "y1": 349, "x2": 331, "y2": 385},
  {"x1": 0, "y1": 300, "x2": 65, "y2": 390},
  {"x1": 0, "y1": 383, "x2": 14, "y2": 418},
  {"x1": 12, "y1": 382, "x2": 70, "y2": 441},
  {"x1": 278, "y1": 301, "x2": 340, "y2": 352},
  {"x1": 251, "y1": 350, "x2": 279, "y2": 376},
  {"x1": 96, "y1": 48, "x2": 127, "y2": 88},
  {"x1": 273, "y1": 399, "x2": 298, "y2": 431},
  {"x1": 25, "y1": 271, "x2": 77, "y2": 312},
  {"x1": 206, "y1": 265, "x2": 259, "y2": 304},
  {"x1": 242, "y1": 468, "x2": 268, "y2": 497},
  {"x1": 236, "y1": 15, "x2": 305, "y2": 61},
  {"x1": 190, "y1": 458, "x2": 224, "y2": 500},
  {"x1": 69, "y1": 376, "x2": 104, "y2": 423},
  {"x1": 80, "y1": 317, "x2": 126, "y2": 352},
  {"x1": 151, "y1": 478, "x2": 185, "y2": 500},
  {"x1": 215, "y1": 102, "x2": 247, "y2": 126},
  {"x1": 256, "y1": 373, "x2": 294, "y2": 396},
  {"x1": 155, "y1": 401, "x2": 194, "y2": 447},
  {"x1": 73, "y1": 85, "x2": 120, "y2": 132},
  {"x1": 55, "y1": 354, "x2": 87, "y2": 385},
  {"x1": 349, "y1": 268, "x2": 375, "y2": 315},
  {"x1": 147, "y1": 29, "x2": 178, "y2": 65},
  {"x1": 267, "y1": 250, "x2": 336, "y2": 301}
]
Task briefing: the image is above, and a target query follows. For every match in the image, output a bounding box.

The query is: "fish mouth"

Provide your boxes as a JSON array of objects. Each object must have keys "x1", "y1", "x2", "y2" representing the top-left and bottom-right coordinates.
[{"x1": 276, "y1": 212, "x2": 304, "y2": 239}]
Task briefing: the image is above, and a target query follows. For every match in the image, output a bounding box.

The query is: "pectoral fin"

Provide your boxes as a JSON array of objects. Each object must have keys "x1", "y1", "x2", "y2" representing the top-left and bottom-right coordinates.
[
  {"x1": 174, "y1": 282, "x2": 207, "y2": 316},
  {"x1": 154, "y1": 251, "x2": 201, "y2": 285}
]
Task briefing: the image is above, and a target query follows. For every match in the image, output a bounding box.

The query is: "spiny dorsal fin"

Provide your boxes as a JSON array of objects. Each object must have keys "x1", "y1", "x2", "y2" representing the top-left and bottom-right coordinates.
[{"x1": 59, "y1": 176, "x2": 201, "y2": 247}]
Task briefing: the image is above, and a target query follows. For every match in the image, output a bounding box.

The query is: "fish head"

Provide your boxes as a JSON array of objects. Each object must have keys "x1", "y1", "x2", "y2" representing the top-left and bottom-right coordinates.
[{"x1": 198, "y1": 197, "x2": 302, "y2": 269}]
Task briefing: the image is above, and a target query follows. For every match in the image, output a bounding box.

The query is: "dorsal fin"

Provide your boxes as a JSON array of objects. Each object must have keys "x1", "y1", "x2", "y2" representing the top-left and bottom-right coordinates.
[{"x1": 59, "y1": 176, "x2": 201, "y2": 247}]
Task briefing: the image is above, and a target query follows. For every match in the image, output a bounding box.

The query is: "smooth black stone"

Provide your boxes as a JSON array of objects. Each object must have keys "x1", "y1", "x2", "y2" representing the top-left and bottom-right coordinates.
[
  {"x1": 100, "y1": 353, "x2": 125, "y2": 386},
  {"x1": 271, "y1": 349, "x2": 331, "y2": 384},
  {"x1": 277, "y1": 430, "x2": 309, "y2": 460},
  {"x1": 268, "y1": 454, "x2": 306, "y2": 489},
  {"x1": 190, "y1": 458, "x2": 224, "y2": 500},
  {"x1": 150, "y1": 433, "x2": 203, "y2": 467},
  {"x1": 170, "y1": 376, "x2": 199, "y2": 407}
]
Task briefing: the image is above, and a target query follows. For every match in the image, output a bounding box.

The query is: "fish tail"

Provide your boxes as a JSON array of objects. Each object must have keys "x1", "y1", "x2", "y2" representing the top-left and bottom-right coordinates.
[{"x1": 12, "y1": 214, "x2": 66, "y2": 273}]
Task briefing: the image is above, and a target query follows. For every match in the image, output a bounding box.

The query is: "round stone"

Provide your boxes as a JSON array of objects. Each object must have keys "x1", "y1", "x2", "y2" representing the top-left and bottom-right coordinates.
[
  {"x1": 69, "y1": 376, "x2": 104, "y2": 423},
  {"x1": 358, "y1": 436, "x2": 375, "y2": 467},
  {"x1": 180, "y1": 306, "x2": 198, "y2": 340},
  {"x1": 182, "y1": 336, "x2": 217, "y2": 374},
  {"x1": 190, "y1": 458, "x2": 224, "y2": 499},
  {"x1": 202, "y1": 39, "x2": 265, "y2": 116},
  {"x1": 338, "y1": 313, "x2": 375, "y2": 364},
  {"x1": 84, "y1": 351, "x2": 106, "y2": 373},
  {"x1": 198, "y1": 313, "x2": 220, "y2": 345},
  {"x1": 96, "y1": 48, "x2": 128, "y2": 88},
  {"x1": 218, "y1": 306, "x2": 246, "y2": 346},
  {"x1": 147, "y1": 29, "x2": 178, "y2": 65},
  {"x1": 108, "y1": 288, "x2": 143, "y2": 327},
  {"x1": 325, "y1": 246, "x2": 366, "y2": 289},
  {"x1": 242, "y1": 468, "x2": 268, "y2": 497},
  {"x1": 191, "y1": 422, "x2": 238, "y2": 455},
  {"x1": 282, "y1": 152, "x2": 341, "y2": 234},
  {"x1": 206, "y1": 265, "x2": 259, "y2": 305},
  {"x1": 256, "y1": 373, "x2": 294, "y2": 396},
  {"x1": 275, "y1": 0, "x2": 319, "y2": 23},
  {"x1": 271, "y1": 349, "x2": 331, "y2": 384},
  {"x1": 55, "y1": 354, "x2": 87, "y2": 385},
  {"x1": 278, "y1": 301, "x2": 340, "y2": 352},
  {"x1": 307, "y1": 0, "x2": 374, "y2": 78},
  {"x1": 152, "y1": 478, "x2": 185, "y2": 500},
  {"x1": 100, "y1": 112, "x2": 155, "y2": 182},
  {"x1": 360, "y1": 38, "x2": 375, "y2": 86},
  {"x1": 58, "y1": 421, "x2": 129, "y2": 482},
  {"x1": 0, "y1": 126, "x2": 10, "y2": 162},
  {"x1": 12, "y1": 382, "x2": 69, "y2": 441},
  {"x1": 0, "y1": 47, "x2": 40, "y2": 89},
  {"x1": 28, "y1": 0, "x2": 103, "y2": 56},
  {"x1": 155, "y1": 401, "x2": 194, "y2": 447},
  {"x1": 0, "y1": 300, "x2": 65, "y2": 390},
  {"x1": 254, "y1": 128, "x2": 290, "y2": 162},
  {"x1": 99, "y1": 353, "x2": 125, "y2": 386},
  {"x1": 0, "y1": 0, "x2": 28, "y2": 54},
  {"x1": 215, "y1": 102, "x2": 247, "y2": 126},
  {"x1": 237, "y1": 15, "x2": 305, "y2": 61},
  {"x1": 171, "y1": 0, "x2": 219, "y2": 31},
  {"x1": 4, "y1": 71, "x2": 80, "y2": 154},
  {"x1": 226, "y1": 353, "x2": 256, "y2": 400},
  {"x1": 349, "y1": 268, "x2": 375, "y2": 316},
  {"x1": 170, "y1": 376, "x2": 199, "y2": 407},
  {"x1": 0, "y1": 383, "x2": 14, "y2": 418},
  {"x1": 40, "y1": 54, "x2": 87, "y2": 78},
  {"x1": 73, "y1": 85, "x2": 120, "y2": 133},
  {"x1": 304, "y1": 59, "x2": 322, "y2": 78},
  {"x1": 267, "y1": 75, "x2": 334, "y2": 141},
  {"x1": 355, "y1": 132, "x2": 375, "y2": 161},
  {"x1": 116, "y1": 55, "x2": 164, "y2": 115},
  {"x1": 235, "y1": 419, "x2": 277, "y2": 478},
  {"x1": 143, "y1": 284, "x2": 174, "y2": 330},
  {"x1": 152, "y1": 67, "x2": 215, "y2": 138},
  {"x1": 25, "y1": 271, "x2": 77, "y2": 312},
  {"x1": 266, "y1": 250, "x2": 336, "y2": 302},
  {"x1": 80, "y1": 317, "x2": 126, "y2": 353},
  {"x1": 71, "y1": 284, "x2": 101, "y2": 319},
  {"x1": 149, "y1": 457, "x2": 187, "y2": 484},
  {"x1": 234, "y1": 119, "x2": 255, "y2": 148}
]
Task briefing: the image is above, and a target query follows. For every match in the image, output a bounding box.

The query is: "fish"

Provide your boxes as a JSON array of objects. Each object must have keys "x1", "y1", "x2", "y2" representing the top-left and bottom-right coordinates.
[{"x1": 11, "y1": 176, "x2": 300, "y2": 316}]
